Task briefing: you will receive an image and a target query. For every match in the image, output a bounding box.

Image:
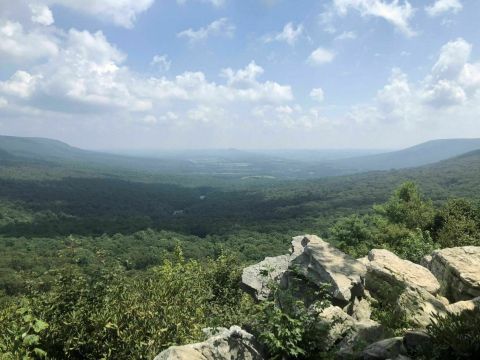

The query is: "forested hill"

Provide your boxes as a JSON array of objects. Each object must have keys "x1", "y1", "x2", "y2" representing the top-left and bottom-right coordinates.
[
  {"x1": 2, "y1": 135, "x2": 480, "y2": 181},
  {"x1": 0, "y1": 141, "x2": 479, "y2": 244},
  {"x1": 331, "y1": 138, "x2": 480, "y2": 171}
]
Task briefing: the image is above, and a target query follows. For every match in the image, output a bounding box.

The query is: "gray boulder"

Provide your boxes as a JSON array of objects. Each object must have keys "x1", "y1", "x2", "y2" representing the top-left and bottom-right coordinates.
[
  {"x1": 154, "y1": 326, "x2": 264, "y2": 360},
  {"x1": 242, "y1": 234, "x2": 367, "y2": 304},
  {"x1": 336, "y1": 320, "x2": 385, "y2": 359},
  {"x1": 446, "y1": 296, "x2": 480, "y2": 315},
  {"x1": 291, "y1": 235, "x2": 367, "y2": 303},
  {"x1": 317, "y1": 306, "x2": 356, "y2": 348},
  {"x1": 396, "y1": 285, "x2": 447, "y2": 328},
  {"x1": 423, "y1": 246, "x2": 480, "y2": 301},
  {"x1": 366, "y1": 249, "x2": 440, "y2": 295},
  {"x1": 402, "y1": 330, "x2": 432, "y2": 356},
  {"x1": 360, "y1": 337, "x2": 406, "y2": 360},
  {"x1": 241, "y1": 255, "x2": 290, "y2": 300}
]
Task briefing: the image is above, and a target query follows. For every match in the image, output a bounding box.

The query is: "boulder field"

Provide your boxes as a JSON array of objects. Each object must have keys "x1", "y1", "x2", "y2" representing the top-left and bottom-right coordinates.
[{"x1": 155, "y1": 235, "x2": 480, "y2": 360}]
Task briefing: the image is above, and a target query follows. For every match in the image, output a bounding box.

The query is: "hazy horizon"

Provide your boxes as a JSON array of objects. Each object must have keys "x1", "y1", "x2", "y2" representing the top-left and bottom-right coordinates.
[{"x1": 1, "y1": 0, "x2": 480, "y2": 149}]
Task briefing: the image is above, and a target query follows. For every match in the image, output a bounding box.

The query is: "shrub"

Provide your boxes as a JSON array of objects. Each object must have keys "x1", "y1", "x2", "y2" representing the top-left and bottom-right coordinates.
[{"x1": 427, "y1": 310, "x2": 480, "y2": 359}]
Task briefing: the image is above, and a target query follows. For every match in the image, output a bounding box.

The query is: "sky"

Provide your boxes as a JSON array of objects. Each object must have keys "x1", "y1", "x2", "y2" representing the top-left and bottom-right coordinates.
[{"x1": 1, "y1": 0, "x2": 480, "y2": 150}]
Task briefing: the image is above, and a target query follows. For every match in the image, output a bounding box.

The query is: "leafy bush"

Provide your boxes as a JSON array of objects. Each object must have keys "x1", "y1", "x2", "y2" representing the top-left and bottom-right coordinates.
[
  {"x1": 433, "y1": 198, "x2": 480, "y2": 248},
  {"x1": 427, "y1": 310, "x2": 480, "y2": 359},
  {"x1": 248, "y1": 272, "x2": 332, "y2": 360},
  {"x1": 0, "y1": 249, "x2": 251, "y2": 359}
]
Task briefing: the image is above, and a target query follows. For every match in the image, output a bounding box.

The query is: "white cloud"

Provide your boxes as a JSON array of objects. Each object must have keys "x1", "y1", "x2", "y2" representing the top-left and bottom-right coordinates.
[
  {"x1": 335, "y1": 31, "x2": 357, "y2": 40},
  {"x1": 263, "y1": 22, "x2": 304, "y2": 46},
  {"x1": 423, "y1": 80, "x2": 466, "y2": 107},
  {"x1": 0, "y1": 0, "x2": 153, "y2": 28},
  {"x1": 310, "y1": 88, "x2": 325, "y2": 102},
  {"x1": 150, "y1": 55, "x2": 171, "y2": 72},
  {"x1": 432, "y1": 38, "x2": 471, "y2": 79},
  {"x1": 49, "y1": 0, "x2": 154, "y2": 28},
  {"x1": 176, "y1": 0, "x2": 226, "y2": 7},
  {"x1": 0, "y1": 71, "x2": 40, "y2": 98},
  {"x1": 425, "y1": 0, "x2": 462, "y2": 17},
  {"x1": 0, "y1": 25, "x2": 293, "y2": 128},
  {"x1": 307, "y1": 47, "x2": 335, "y2": 65},
  {"x1": 333, "y1": 0, "x2": 416, "y2": 37},
  {"x1": 221, "y1": 61, "x2": 264, "y2": 85},
  {"x1": 177, "y1": 18, "x2": 235, "y2": 42},
  {"x1": 349, "y1": 38, "x2": 480, "y2": 129},
  {"x1": 0, "y1": 20, "x2": 59, "y2": 64},
  {"x1": 29, "y1": 4, "x2": 54, "y2": 26}
]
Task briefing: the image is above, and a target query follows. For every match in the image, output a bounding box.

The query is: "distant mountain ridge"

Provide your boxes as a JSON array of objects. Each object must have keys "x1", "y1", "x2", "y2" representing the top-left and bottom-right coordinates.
[
  {"x1": 1, "y1": 135, "x2": 480, "y2": 180},
  {"x1": 332, "y1": 138, "x2": 480, "y2": 171}
]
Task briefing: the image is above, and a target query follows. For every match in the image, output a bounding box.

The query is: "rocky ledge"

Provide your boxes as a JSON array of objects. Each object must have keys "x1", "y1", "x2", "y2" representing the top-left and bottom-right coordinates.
[{"x1": 156, "y1": 235, "x2": 480, "y2": 360}]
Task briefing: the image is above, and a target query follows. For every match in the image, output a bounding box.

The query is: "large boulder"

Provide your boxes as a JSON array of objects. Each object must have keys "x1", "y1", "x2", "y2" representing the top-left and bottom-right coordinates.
[
  {"x1": 402, "y1": 330, "x2": 432, "y2": 356},
  {"x1": 363, "y1": 249, "x2": 447, "y2": 328},
  {"x1": 366, "y1": 249, "x2": 440, "y2": 295},
  {"x1": 396, "y1": 284, "x2": 447, "y2": 328},
  {"x1": 241, "y1": 255, "x2": 290, "y2": 300},
  {"x1": 317, "y1": 306, "x2": 356, "y2": 348},
  {"x1": 336, "y1": 320, "x2": 385, "y2": 359},
  {"x1": 154, "y1": 326, "x2": 264, "y2": 360},
  {"x1": 241, "y1": 235, "x2": 367, "y2": 304},
  {"x1": 446, "y1": 296, "x2": 480, "y2": 315},
  {"x1": 360, "y1": 337, "x2": 406, "y2": 360},
  {"x1": 423, "y1": 246, "x2": 480, "y2": 302},
  {"x1": 291, "y1": 235, "x2": 367, "y2": 303}
]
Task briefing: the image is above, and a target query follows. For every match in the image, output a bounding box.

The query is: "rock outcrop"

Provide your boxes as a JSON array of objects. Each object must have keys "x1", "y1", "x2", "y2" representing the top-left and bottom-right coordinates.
[
  {"x1": 162, "y1": 237, "x2": 480, "y2": 360},
  {"x1": 366, "y1": 249, "x2": 440, "y2": 295},
  {"x1": 446, "y1": 296, "x2": 480, "y2": 314},
  {"x1": 291, "y1": 235, "x2": 367, "y2": 303},
  {"x1": 242, "y1": 235, "x2": 367, "y2": 303},
  {"x1": 395, "y1": 286, "x2": 447, "y2": 328},
  {"x1": 422, "y1": 246, "x2": 480, "y2": 301},
  {"x1": 241, "y1": 255, "x2": 290, "y2": 300},
  {"x1": 362, "y1": 249, "x2": 447, "y2": 327},
  {"x1": 360, "y1": 337, "x2": 406, "y2": 360},
  {"x1": 154, "y1": 326, "x2": 263, "y2": 360}
]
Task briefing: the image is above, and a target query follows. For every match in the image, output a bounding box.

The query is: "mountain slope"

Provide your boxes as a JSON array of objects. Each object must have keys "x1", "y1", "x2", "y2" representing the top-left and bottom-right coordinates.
[{"x1": 332, "y1": 138, "x2": 480, "y2": 171}]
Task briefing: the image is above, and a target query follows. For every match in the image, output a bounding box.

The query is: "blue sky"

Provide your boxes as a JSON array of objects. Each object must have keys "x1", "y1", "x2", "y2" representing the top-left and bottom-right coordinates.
[{"x1": 1, "y1": 0, "x2": 480, "y2": 149}]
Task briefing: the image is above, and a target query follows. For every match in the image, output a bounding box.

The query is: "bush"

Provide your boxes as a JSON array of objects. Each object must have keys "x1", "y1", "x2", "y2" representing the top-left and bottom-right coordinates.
[
  {"x1": 0, "y1": 249, "x2": 250, "y2": 359},
  {"x1": 427, "y1": 310, "x2": 480, "y2": 359},
  {"x1": 248, "y1": 272, "x2": 332, "y2": 360}
]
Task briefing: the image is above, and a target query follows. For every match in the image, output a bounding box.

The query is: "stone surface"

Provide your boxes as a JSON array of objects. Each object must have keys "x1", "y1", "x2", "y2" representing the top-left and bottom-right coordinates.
[
  {"x1": 336, "y1": 320, "x2": 385, "y2": 359},
  {"x1": 154, "y1": 326, "x2": 264, "y2": 360},
  {"x1": 291, "y1": 235, "x2": 367, "y2": 302},
  {"x1": 360, "y1": 337, "x2": 406, "y2": 360},
  {"x1": 366, "y1": 249, "x2": 440, "y2": 295},
  {"x1": 241, "y1": 255, "x2": 290, "y2": 300},
  {"x1": 446, "y1": 296, "x2": 480, "y2": 315},
  {"x1": 424, "y1": 246, "x2": 480, "y2": 301},
  {"x1": 318, "y1": 306, "x2": 356, "y2": 348},
  {"x1": 396, "y1": 286, "x2": 447, "y2": 328},
  {"x1": 402, "y1": 330, "x2": 432, "y2": 356},
  {"x1": 344, "y1": 297, "x2": 372, "y2": 322}
]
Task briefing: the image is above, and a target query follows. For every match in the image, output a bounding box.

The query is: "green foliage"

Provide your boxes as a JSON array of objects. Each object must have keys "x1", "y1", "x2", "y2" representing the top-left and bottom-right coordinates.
[
  {"x1": 249, "y1": 284, "x2": 332, "y2": 360},
  {"x1": 427, "y1": 310, "x2": 480, "y2": 359},
  {"x1": 374, "y1": 181, "x2": 435, "y2": 230},
  {"x1": 331, "y1": 182, "x2": 437, "y2": 263},
  {"x1": 433, "y1": 198, "x2": 480, "y2": 248},
  {"x1": 0, "y1": 251, "x2": 252, "y2": 359},
  {"x1": 0, "y1": 300, "x2": 48, "y2": 359}
]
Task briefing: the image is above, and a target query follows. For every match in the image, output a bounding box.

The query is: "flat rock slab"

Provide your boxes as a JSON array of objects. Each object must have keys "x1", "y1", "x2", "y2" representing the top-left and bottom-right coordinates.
[
  {"x1": 241, "y1": 255, "x2": 290, "y2": 300},
  {"x1": 425, "y1": 246, "x2": 480, "y2": 301},
  {"x1": 367, "y1": 249, "x2": 440, "y2": 295},
  {"x1": 154, "y1": 326, "x2": 264, "y2": 360},
  {"x1": 292, "y1": 235, "x2": 367, "y2": 302}
]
